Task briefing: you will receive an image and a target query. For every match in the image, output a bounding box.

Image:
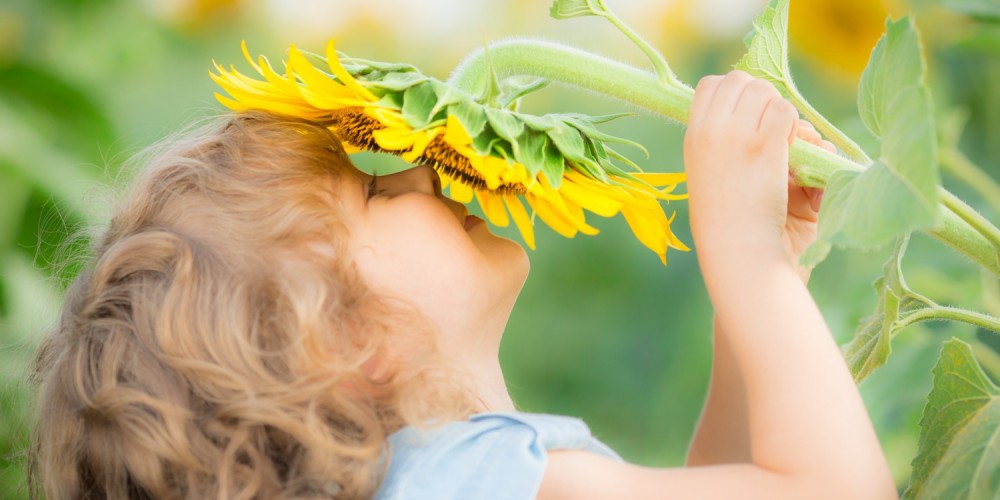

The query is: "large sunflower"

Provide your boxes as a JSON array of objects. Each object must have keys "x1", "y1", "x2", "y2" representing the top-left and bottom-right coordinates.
[{"x1": 212, "y1": 40, "x2": 688, "y2": 263}]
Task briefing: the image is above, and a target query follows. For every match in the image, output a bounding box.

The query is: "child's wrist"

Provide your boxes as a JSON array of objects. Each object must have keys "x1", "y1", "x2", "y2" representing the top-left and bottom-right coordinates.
[{"x1": 695, "y1": 228, "x2": 793, "y2": 277}]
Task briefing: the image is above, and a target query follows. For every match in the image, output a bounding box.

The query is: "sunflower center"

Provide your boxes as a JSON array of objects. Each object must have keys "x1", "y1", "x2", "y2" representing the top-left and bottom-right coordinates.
[{"x1": 331, "y1": 107, "x2": 527, "y2": 196}]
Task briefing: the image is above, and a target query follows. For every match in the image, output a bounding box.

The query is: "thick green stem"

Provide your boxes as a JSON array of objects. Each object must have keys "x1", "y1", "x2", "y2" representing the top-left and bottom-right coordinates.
[
  {"x1": 941, "y1": 189, "x2": 1000, "y2": 252},
  {"x1": 941, "y1": 147, "x2": 1000, "y2": 216},
  {"x1": 448, "y1": 39, "x2": 1000, "y2": 276},
  {"x1": 787, "y1": 92, "x2": 872, "y2": 165},
  {"x1": 898, "y1": 305, "x2": 1000, "y2": 334}
]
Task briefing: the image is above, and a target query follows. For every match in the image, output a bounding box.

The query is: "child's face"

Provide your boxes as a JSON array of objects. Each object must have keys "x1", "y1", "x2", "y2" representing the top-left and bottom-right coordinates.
[{"x1": 339, "y1": 165, "x2": 529, "y2": 342}]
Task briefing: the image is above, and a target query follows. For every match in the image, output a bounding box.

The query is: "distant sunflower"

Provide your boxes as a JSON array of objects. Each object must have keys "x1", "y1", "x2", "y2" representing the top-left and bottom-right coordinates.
[
  {"x1": 789, "y1": 0, "x2": 903, "y2": 77},
  {"x1": 212, "y1": 40, "x2": 688, "y2": 263}
]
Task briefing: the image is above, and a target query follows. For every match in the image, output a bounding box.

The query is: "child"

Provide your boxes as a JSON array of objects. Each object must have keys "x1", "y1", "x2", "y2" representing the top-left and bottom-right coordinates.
[{"x1": 30, "y1": 70, "x2": 896, "y2": 499}]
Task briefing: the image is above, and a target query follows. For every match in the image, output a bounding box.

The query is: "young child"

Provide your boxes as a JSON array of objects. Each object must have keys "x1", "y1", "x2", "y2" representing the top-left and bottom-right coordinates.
[{"x1": 30, "y1": 70, "x2": 896, "y2": 499}]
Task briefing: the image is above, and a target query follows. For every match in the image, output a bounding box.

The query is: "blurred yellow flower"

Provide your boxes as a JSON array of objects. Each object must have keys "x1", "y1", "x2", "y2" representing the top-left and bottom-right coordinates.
[
  {"x1": 211, "y1": 41, "x2": 688, "y2": 263},
  {"x1": 789, "y1": 0, "x2": 903, "y2": 78}
]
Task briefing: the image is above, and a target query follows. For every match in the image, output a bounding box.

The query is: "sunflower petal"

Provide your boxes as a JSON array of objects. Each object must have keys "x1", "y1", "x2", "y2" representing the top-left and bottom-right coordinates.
[{"x1": 505, "y1": 196, "x2": 536, "y2": 249}]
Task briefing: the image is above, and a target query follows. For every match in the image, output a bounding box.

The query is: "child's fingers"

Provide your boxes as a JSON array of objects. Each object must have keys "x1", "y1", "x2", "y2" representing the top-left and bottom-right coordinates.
[
  {"x1": 808, "y1": 187, "x2": 824, "y2": 213},
  {"x1": 733, "y1": 79, "x2": 782, "y2": 132},
  {"x1": 787, "y1": 174, "x2": 819, "y2": 221},
  {"x1": 759, "y1": 96, "x2": 799, "y2": 146},
  {"x1": 819, "y1": 139, "x2": 836, "y2": 154},
  {"x1": 689, "y1": 75, "x2": 723, "y2": 129},
  {"x1": 795, "y1": 121, "x2": 822, "y2": 145},
  {"x1": 706, "y1": 70, "x2": 755, "y2": 118}
]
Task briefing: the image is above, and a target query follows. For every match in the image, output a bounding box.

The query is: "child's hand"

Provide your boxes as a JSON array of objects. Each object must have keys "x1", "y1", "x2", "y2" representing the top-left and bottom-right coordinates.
[
  {"x1": 784, "y1": 121, "x2": 835, "y2": 282},
  {"x1": 683, "y1": 71, "x2": 806, "y2": 273}
]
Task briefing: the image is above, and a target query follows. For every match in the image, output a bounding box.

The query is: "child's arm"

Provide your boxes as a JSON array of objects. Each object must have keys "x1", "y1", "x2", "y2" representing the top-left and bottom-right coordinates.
[
  {"x1": 687, "y1": 121, "x2": 831, "y2": 466},
  {"x1": 539, "y1": 71, "x2": 896, "y2": 499}
]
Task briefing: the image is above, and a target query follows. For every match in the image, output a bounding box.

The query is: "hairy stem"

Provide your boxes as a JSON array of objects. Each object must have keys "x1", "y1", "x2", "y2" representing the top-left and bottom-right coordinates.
[
  {"x1": 449, "y1": 39, "x2": 1000, "y2": 276},
  {"x1": 941, "y1": 147, "x2": 1000, "y2": 216},
  {"x1": 898, "y1": 305, "x2": 1000, "y2": 334},
  {"x1": 941, "y1": 189, "x2": 1000, "y2": 252},
  {"x1": 786, "y1": 92, "x2": 872, "y2": 165}
]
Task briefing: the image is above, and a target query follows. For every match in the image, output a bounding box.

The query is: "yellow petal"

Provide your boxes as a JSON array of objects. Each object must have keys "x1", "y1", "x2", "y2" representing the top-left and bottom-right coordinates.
[
  {"x1": 443, "y1": 114, "x2": 473, "y2": 147},
  {"x1": 288, "y1": 45, "x2": 365, "y2": 110},
  {"x1": 372, "y1": 127, "x2": 419, "y2": 152},
  {"x1": 401, "y1": 128, "x2": 442, "y2": 162},
  {"x1": 476, "y1": 191, "x2": 510, "y2": 227},
  {"x1": 449, "y1": 180, "x2": 475, "y2": 204},
  {"x1": 324, "y1": 39, "x2": 378, "y2": 102},
  {"x1": 621, "y1": 205, "x2": 668, "y2": 264},
  {"x1": 559, "y1": 176, "x2": 623, "y2": 218},
  {"x1": 505, "y1": 196, "x2": 536, "y2": 250},
  {"x1": 632, "y1": 172, "x2": 686, "y2": 187},
  {"x1": 527, "y1": 194, "x2": 578, "y2": 238}
]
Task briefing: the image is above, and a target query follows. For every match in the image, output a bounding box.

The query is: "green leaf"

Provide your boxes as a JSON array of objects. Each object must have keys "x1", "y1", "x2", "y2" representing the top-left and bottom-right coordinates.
[
  {"x1": 401, "y1": 82, "x2": 439, "y2": 128},
  {"x1": 549, "y1": 0, "x2": 609, "y2": 20},
  {"x1": 735, "y1": 0, "x2": 797, "y2": 96},
  {"x1": 802, "y1": 17, "x2": 940, "y2": 266},
  {"x1": 858, "y1": 17, "x2": 926, "y2": 138},
  {"x1": 904, "y1": 339, "x2": 1000, "y2": 499},
  {"x1": 842, "y1": 237, "x2": 932, "y2": 382}
]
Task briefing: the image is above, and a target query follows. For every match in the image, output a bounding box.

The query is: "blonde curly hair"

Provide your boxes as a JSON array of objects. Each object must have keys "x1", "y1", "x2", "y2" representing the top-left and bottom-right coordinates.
[{"x1": 30, "y1": 111, "x2": 477, "y2": 499}]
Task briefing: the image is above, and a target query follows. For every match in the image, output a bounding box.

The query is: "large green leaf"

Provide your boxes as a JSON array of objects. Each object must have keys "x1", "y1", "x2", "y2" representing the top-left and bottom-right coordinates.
[
  {"x1": 905, "y1": 339, "x2": 1000, "y2": 499},
  {"x1": 802, "y1": 17, "x2": 940, "y2": 266},
  {"x1": 858, "y1": 18, "x2": 926, "y2": 138},
  {"x1": 842, "y1": 238, "x2": 933, "y2": 382},
  {"x1": 734, "y1": 0, "x2": 797, "y2": 97}
]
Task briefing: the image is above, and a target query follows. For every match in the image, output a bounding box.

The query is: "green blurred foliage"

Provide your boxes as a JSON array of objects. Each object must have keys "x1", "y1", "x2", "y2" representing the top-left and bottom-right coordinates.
[{"x1": 1, "y1": 0, "x2": 998, "y2": 497}]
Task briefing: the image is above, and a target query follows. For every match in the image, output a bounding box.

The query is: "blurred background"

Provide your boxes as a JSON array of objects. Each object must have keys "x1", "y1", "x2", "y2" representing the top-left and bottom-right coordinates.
[{"x1": 1, "y1": 0, "x2": 998, "y2": 496}]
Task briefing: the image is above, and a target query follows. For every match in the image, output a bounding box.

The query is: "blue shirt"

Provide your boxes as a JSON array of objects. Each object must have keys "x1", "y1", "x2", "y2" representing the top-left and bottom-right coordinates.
[{"x1": 374, "y1": 412, "x2": 621, "y2": 499}]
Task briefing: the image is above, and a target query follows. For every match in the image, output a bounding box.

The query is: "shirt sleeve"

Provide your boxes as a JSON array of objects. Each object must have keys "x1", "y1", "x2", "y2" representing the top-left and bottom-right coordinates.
[{"x1": 376, "y1": 412, "x2": 620, "y2": 500}]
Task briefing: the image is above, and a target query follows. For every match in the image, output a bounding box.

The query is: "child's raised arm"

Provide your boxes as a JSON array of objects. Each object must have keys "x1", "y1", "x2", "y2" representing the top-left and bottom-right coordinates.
[{"x1": 538, "y1": 71, "x2": 896, "y2": 500}]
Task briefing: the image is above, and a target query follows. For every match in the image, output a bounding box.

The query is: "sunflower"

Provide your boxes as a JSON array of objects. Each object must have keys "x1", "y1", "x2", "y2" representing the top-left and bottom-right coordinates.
[{"x1": 211, "y1": 40, "x2": 688, "y2": 263}]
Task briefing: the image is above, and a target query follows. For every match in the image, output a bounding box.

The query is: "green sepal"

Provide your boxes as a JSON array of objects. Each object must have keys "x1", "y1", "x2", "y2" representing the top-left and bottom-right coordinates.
[
  {"x1": 540, "y1": 137, "x2": 567, "y2": 188},
  {"x1": 549, "y1": 0, "x2": 609, "y2": 20},
  {"x1": 447, "y1": 99, "x2": 489, "y2": 138},
  {"x1": 498, "y1": 77, "x2": 550, "y2": 109},
  {"x1": 516, "y1": 112, "x2": 560, "y2": 131},
  {"x1": 401, "y1": 82, "x2": 440, "y2": 128},
  {"x1": 904, "y1": 339, "x2": 1000, "y2": 499},
  {"x1": 546, "y1": 120, "x2": 600, "y2": 174},
  {"x1": 430, "y1": 81, "x2": 471, "y2": 116},
  {"x1": 362, "y1": 71, "x2": 428, "y2": 92},
  {"x1": 514, "y1": 129, "x2": 546, "y2": 179},
  {"x1": 373, "y1": 92, "x2": 404, "y2": 111},
  {"x1": 563, "y1": 114, "x2": 649, "y2": 158},
  {"x1": 485, "y1": 108, "x2": 526, "y2": 158}
]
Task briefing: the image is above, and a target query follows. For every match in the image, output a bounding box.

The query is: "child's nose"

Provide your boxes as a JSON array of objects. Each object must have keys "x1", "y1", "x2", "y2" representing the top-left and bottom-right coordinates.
[{"x1": 382, "y1": 165, "x2": 440, "y2": 196}]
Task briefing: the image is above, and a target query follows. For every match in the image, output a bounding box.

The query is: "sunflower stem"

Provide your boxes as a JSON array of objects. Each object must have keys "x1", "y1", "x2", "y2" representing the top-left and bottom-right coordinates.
[
  {"x1": 786, "y1": 92, "x2": 872, "y2": 165},
  {"x1": 897, "y1": 305, "x2": 1000, "y2": 335},
  {"x1": 447, "y1": 38, "x2": 1000, "y2": 275}
]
